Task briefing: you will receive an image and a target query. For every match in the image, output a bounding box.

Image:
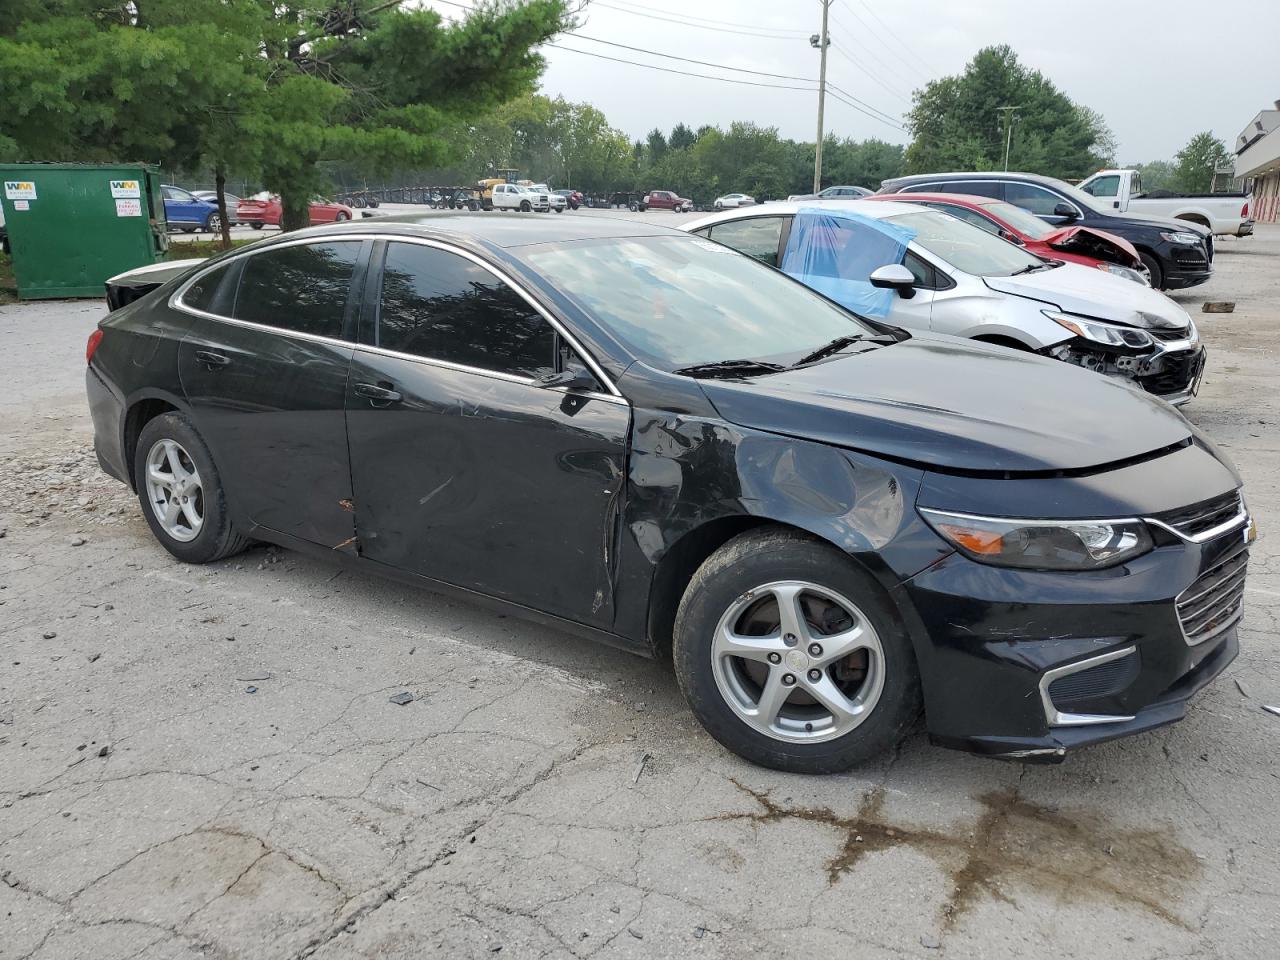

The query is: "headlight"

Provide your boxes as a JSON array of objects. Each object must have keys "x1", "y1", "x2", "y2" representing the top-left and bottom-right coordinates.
[
  {"x1": 1043, "y1": 310, "x2": 1153, "y2": 348},
  {"x1": 919, "y1": 509, "x2": 1154, "y2": 570},
  {"x1": 1095, "y1": 262, "x2": 1150, "y2": 286},
  {"x1": 1160, "y1": 231, "x2": 1202, "y2": 245}
]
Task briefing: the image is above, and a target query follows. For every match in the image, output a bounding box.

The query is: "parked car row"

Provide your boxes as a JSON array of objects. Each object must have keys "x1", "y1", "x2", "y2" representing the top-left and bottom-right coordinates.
[{"x1": 93, "y1": 207, "x2": 1251, "y2": 775}]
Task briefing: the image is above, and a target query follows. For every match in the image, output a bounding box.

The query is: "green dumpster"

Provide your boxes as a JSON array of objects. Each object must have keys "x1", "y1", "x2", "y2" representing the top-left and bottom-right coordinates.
[{"x1": 0, "y1": 163, "x2": 169, "y2": 299}]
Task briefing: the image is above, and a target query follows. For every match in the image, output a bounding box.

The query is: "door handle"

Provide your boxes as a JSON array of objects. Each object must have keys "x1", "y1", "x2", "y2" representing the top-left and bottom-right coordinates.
[
  {"x1": 354, "y1": 382, "x2": 403, "y2": 404},
  {"x1": 194, "y1": 350, "x2": 230, "y2": 369}
]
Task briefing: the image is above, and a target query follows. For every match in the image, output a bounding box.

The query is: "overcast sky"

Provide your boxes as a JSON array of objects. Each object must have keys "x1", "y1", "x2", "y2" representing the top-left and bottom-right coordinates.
[{"x1": 425, "y1": 0, "x2": 1279, "y2": 163}]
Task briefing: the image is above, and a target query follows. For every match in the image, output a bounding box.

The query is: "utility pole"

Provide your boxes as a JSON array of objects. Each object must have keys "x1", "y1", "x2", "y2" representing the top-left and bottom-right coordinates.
[
  {"x1": 997, "y1": 105, "x2": 1021, "y2": 171},
  {"x1": 811, "y1": 1, "x2": 831, "y2": 193}
]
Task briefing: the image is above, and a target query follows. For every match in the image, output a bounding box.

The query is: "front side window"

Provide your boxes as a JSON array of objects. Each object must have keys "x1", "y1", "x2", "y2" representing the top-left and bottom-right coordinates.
[
  {"x1": 232, "y1": 241, "x2": 362, "y2": 339},
  {"x1": 522, "y1": 235, "x2": 877, "y2": 370},
  {"x1": 707, "y1": 216, "x2": 787, "y2": 266},
  {"x1": 375, "y1": 242, "x2": 555, "y2": 379},
  {"x1": 886, "y1": 210, "x2": 1043, "y2": 277}
]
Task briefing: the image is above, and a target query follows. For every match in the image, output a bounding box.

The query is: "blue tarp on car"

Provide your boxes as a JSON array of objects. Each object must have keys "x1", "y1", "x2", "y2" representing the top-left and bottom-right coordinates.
[{"x1": 779, "y1": 206, "x2": 917, "y2": 318}]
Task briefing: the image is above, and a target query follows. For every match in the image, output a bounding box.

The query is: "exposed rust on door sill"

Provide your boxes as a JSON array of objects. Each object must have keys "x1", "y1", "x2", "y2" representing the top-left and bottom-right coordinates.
[
  {"x1": 716, "y1": 779, "x2": 1200, "y2": 930},
  {"x1": 338, "y1": 499, "x2": 354, "y2": 512},
  {"x1": 331, "y1": 536, "x2": 357, "y2": 551}
]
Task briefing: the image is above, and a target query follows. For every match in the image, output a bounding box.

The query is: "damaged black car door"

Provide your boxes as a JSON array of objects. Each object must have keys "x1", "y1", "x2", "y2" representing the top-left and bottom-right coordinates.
[{"x1": 344, "y1": 239, "x2": 631, "y2": 628}]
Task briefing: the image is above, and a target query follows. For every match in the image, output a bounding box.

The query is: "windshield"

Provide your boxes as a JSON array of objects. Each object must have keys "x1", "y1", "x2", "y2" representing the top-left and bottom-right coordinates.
[
  {"x1": 887, "y1": 210, "x2": 1043, "y2": 276},
  {"x1": 522, "y1": 236, "x2": 878, "y2": 370},
  {"x1": 981, "y1": 201, "x2": 1058, "y2": 240}
]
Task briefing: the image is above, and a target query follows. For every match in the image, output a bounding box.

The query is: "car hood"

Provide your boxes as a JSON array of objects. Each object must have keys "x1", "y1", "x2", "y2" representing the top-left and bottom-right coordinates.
[
  {"x1": 1042, "y1": 225, "x2": 1141, "y2": 265},
  {"x1": 982, "y1": 262, "x2": 1191, "y2": 330},
  {"x1": 1109, "y1": 211, "x2": 1210, "y2": 237},
  {"x1": 698, "y1": 335, "x2": 1192, "y2": 474}
]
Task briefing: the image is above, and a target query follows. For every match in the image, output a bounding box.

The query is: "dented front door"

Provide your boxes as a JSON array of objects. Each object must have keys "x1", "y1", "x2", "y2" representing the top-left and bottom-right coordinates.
[{"x1": 343, "y1": 351, "x2": 630, "y2": 627}]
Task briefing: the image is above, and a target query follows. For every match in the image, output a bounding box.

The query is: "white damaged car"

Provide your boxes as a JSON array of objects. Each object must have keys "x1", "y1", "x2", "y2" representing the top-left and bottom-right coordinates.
[{"x1": 684, "y1": 200, "x2": 1205, "y2": 404}]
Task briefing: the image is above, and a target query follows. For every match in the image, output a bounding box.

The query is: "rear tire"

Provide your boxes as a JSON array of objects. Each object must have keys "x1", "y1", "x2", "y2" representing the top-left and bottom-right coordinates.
[
  {"x1": 133, "y1": 413, "x2": 251, "y2": 565},
  {"x1": 673, "y1": 527, "x2": 921, "y2": 773},
  {"x1": 1138, "y1": 251, "x2": 1164, "y2": 290},
  {"x1": 250, "y1": 222, "x2": 264, "y2": 231}
]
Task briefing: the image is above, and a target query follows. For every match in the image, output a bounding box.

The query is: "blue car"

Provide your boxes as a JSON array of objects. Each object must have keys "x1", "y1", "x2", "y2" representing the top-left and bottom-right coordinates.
[{"x1": 162, "y1": 185, "x2": 232, "y2": 233}]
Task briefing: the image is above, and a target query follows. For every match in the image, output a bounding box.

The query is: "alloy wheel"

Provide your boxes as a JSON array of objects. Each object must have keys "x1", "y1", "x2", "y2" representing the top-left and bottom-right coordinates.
[
  {"x1": 711, "y1": 580, "x2": 885, "y2": 743},
  {"x1": 145, "y1": 438, "x2": 204, "y2": 542}
]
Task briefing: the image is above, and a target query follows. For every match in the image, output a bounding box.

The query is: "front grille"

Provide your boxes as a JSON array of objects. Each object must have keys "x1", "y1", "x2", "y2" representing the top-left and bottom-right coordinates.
[
  {"x1": 1148, "y1": 327, "x2": 1190, "y2": 342},
  {"x1": 1048, "y1": 649, "x2": 1141, "y2": 709},
  {"x1": 1137, "y1": 349, "x2": 1203, "y2": 396},
  {"x1": 1176, "y1": 549, "x2": 1248, "y2": 646},
  {"x1": 1173, "y1": 249, "x2": 1209, "y2": 269},
  {"x1": 1156, "y1": 491, "x2": 1243, "y2": 537}
]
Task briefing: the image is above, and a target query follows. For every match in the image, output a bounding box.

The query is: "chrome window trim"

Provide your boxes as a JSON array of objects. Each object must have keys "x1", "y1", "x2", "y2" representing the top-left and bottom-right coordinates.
[
  {"x1": 169, "y1": 232, "x2": 625, "y2": 400},
  {"x1": 1038, "y1": 646, "x2": 1138, "y2": 727}
]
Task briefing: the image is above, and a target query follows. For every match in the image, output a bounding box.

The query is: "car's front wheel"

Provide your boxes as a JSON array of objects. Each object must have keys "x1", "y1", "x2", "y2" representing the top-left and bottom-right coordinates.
[
  {"x1": 334, "y1": 211, "x2": 350, "y2": 222},
  {"x1": 204, "y1": 213, "x2": 222, "y2": 233},
  {"x1": 1138, "y1": 251, "x2": 1164, "y2": 290},
  {"x1": 133, "y1": 413, "x2": 250, "y2": 564},
  {"x1": 673, "y1": 528, "x2": 921, "y2": 773},
  {"x1": 520, "y1": 200, "x2": 532, "y2": 212}
]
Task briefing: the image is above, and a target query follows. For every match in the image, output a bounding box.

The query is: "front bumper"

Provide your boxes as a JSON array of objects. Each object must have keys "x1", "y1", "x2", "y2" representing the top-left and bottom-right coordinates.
[
  {"x1": 1138, "y1": 343, "x2": 1206, "y2": 405},
  {"x1": 1160, "y1": 241, "x2": 1213, "y2": 289},
  {"x1": 894, "y1": 498, "x2": 1250, "y2": 762}
]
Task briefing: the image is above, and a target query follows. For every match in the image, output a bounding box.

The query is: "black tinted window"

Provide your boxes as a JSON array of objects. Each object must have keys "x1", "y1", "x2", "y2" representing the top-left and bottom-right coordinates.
[
  {"x1": 707, "y1": 217, "x2": 786, "y2": 266},
  {"x1": 376, "y1": 242, "x2": 555, "y2": 378},
  {"x1": 184, "y1": 262, "x2": 239, "y2": 315},
  {"x1": 1005, "y1": 182, "x2": 1068, "y2": 216},
  {"x1": 938, "y1": 180, "x2": 1002, "y2": 199},
  {"x1": 233, "y1": 241, "x2": 362, "y2": 339}
]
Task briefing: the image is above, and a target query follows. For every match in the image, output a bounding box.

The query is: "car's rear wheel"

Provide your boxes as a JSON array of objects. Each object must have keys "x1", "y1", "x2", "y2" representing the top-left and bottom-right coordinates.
[
  {"x1": 134, "y1": 413, "x2": 250, "y2": 564},
  {"x1": 1138, "y1": 251, "x2": 1164, "y2": 290},
  {"x1": 673, "y1": 528, "x2": 921, "y2": 773},
  {"x1": 250, "y1": 222, "x2": 264, "y2": 230}
]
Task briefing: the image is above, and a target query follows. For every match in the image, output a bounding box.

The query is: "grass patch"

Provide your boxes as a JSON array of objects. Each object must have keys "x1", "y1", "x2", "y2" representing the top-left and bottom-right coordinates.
[{"x1": 167, "y1": 238, "x2": 255, "y2": 260}]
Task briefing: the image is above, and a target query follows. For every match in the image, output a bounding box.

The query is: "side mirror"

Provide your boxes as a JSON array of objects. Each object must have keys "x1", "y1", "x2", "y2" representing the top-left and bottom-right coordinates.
[
  {"x1": 1052, "y1": 202, "x2": 1079, "y2": 221},
  {"x1": 869, "y1": 263, "x2": 917, "y2": 299},
  {"x1": 537, "y1": 367, "x2": 596, "y2": 391}
]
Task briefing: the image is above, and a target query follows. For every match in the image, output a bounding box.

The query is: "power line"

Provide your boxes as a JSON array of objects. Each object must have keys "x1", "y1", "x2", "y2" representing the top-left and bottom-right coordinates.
[
  {"x1": 827, "y1": 38, "x2": 912, "y2": 104},
  {"x1": 590, "y1": 1, "x2": 805, "y2": 40},
  {"x1": 847, "y1": 0, "x2": 940, "y2": 78},
  {"x1": 547, "y1": 43, "x2": 820, "y2": 92},
  {"x1": 599, "y1": 0, "x2": 810, "y2": 37},
  {"x1": 827, "y1": 9, "x2": 923, "y2": 96},
  {"x1": 826, "y1": 82, "x2": 905, "y2": 128},
  {"x1": 571, "y1": 34, "x2": 814, "y2": 82}
]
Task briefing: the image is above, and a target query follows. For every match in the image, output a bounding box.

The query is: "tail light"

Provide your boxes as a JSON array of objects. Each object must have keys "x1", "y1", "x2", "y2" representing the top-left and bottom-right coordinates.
[
  {"x1": 1242, "y1": 201, "x2": 1250, "y2": 218},
  {"x1": 86, "y1": 329, "x2": 104, "y2": 364}
]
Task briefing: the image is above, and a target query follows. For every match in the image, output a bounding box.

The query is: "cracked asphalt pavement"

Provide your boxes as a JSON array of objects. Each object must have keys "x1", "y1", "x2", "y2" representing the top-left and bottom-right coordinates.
[{"x1": 2, "y1": 217, "x2": 1278, "y2": 959}]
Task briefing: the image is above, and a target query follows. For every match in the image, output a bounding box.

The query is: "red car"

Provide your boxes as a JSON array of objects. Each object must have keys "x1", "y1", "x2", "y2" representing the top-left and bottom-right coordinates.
[
  {"x1": 643, "y1": 189, "x2": 692, "y2": 212},
  {"x1": 236, "y1": 194, "x2": 355, "y2": 230},
  {"x1": 863, "y1": 192, "x2": 1149, "y2": 284}
]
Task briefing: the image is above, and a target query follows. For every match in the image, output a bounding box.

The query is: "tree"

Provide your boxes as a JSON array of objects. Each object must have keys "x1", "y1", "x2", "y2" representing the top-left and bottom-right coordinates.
[
  {"x1": 646, "y1": 128, "x2": 669, "y2": 164},
  {"x1": 903, "y1": 45, "x2": 1113, "y2": 179},
  {"x1": 0, "y1": 0, "x2": 575, "y2": 231},
  {"x1": 668, "y1": 123, "x2": 697, "y2": 151},
  {"x1": 1172, "y1": 132, "x2": 1231, "y2": 194}
]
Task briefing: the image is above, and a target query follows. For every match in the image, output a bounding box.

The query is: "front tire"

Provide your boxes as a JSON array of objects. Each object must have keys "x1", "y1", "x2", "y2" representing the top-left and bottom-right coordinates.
[
  {"x1": 673, "y1": 528, "x2": 921, "y2": 773},
  {"x1": 520, "y1": 200, "x2": 531, "y2": 212},
  {"x1": 204, "y1": 213, "x2": 222, "y2": 233},
  {"x1": 1138, "y1": 251, "x2": 1164, "y2": 290},
  {"x1": 334, "y1": 211, "x2": 350, "y2": 222},
  {"x1": 133, "y1": 413, "x2": 250, "y2": 564}
]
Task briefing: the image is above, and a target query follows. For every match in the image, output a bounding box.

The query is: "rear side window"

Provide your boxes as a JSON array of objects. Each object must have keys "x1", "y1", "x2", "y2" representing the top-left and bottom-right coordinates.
[
  {"x1": 1082, "y1": 175, "x2": 1120, "y2": 198},
  {"x1": 375, "y1": 241, "x2": 555, "y2": 379},
  {"x1": 923, "y1": 202, "x2": 1000, "y2": 235},
  {"x1": 232, "y1": 241, "x2": 362, "y2": 339},
  {"x1": 183, "y1": 261, "x2": 240, "y2": 315},
  {"x1": 707, "y1": 217, "x2": 787, "y2": 267}
]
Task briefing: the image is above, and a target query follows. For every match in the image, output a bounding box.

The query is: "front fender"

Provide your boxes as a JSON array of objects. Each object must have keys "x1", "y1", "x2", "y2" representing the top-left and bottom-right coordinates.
[{"x1": 611, "y1": 412, "x2": 950, "y2": 641}]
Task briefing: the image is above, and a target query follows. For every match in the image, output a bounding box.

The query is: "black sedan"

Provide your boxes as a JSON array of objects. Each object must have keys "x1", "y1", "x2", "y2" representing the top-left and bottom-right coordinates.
[{"x1": 86, "y1": 214, "x2": 1252, "y2": 771}]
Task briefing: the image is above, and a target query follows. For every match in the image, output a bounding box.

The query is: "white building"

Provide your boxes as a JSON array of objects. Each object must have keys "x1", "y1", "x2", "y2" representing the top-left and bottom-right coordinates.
[{"x1": 1235, "y1": 102, "x2": 1280, "y2": 223}]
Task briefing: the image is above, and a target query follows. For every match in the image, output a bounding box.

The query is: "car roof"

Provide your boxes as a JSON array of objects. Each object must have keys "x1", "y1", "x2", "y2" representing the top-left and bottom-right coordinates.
[
  {"x1": 267, "y1": 211, "x2": 684, "y2": 249},
  {"x1": 883, "y1": 171, "x2": 1063, "y2": 189},
  {"x1": 864, "y1": 192, "x2": 1001, "y2": 208},
  {"x1": 683, "y1": 198, "x2": 925, "y2": 232}
]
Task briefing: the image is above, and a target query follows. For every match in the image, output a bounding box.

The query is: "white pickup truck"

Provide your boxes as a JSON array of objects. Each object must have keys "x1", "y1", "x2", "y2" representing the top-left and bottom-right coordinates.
[{"x1": 1077, "y1": 169, "x2": 1254, "y2": 237}]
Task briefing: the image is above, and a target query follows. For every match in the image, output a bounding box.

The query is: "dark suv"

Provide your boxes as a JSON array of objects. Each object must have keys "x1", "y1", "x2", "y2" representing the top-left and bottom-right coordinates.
[{"x1": 879, "y1": 172, "x2": 1213, "y2": 291}]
